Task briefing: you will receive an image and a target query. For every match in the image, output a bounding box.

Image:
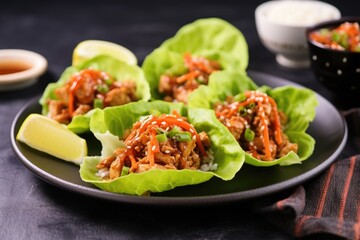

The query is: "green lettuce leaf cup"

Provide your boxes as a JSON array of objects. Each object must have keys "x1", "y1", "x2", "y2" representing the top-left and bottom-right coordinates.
[
  {"x1": 160, "y1": 18, "x2": 249, "y2": 70},
  {"x1": 142, "y1": 17, "x2": 249, "y2": 100},
  {"x1": 188, "y1": 70, "x2": 318, "y2": 167},
  {"x1": 79, "y1": 101, "x2": 245, "y2": 195},
  {"x1": 39, "y1": 55, "x2": 151, "y2": 134}
]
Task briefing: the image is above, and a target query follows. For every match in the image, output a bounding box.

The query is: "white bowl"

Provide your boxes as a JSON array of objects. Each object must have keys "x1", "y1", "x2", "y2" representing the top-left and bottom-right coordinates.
[
  {"x1": 255, "y1": 0, "x2": 341, "y2": 68},
  {"x1": 0, "y1": 49, "x2": 48, "y2": 91}
]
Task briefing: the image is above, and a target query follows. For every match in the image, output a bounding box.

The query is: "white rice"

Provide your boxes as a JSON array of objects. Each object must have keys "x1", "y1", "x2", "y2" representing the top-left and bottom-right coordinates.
[
  {"x1": 265, "y1": 0, "x2": 340, "y2": 26},
  {"x1": 96, "y1": 168, "x2": 110, "y2": 178},
  {"x1": 200, "y1": 149, "x2": 217, "y2": 172}
]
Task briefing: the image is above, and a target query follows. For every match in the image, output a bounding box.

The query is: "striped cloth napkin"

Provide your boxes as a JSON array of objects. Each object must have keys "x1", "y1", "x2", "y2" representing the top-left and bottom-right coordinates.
[{"x1": 257, "y1": 155, "x2": 360, "y2": 239}]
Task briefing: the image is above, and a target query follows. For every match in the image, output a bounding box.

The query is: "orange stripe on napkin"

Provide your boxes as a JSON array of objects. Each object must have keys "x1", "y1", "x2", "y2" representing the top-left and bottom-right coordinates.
[
  {"x1": 315, "y1": 164, "x2": 335, "y2": 217},
  {"x1": 338, "y1": 156, "x2": 356, "y2": 221}
]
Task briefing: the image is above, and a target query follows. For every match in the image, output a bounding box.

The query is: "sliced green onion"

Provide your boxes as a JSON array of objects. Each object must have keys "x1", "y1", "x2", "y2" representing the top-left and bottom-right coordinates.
[
  {"x1": 340, "y1": 34, "x2": 349, "y2": 49},
  {"x1": 174, "y1": 132, "x2": 192, "y2": 142},
  {"x1": 196, "y1": 78, "x2": 205, "y2": 84},
  {"x1": 168, "y1": 126, "x2": 181, "y2": 138},
  {"x1": 104, "y1": 78, "x2": 113, "y2": 85},
  {"x1": 248, "y1": 103, "x2": 255, "y2": 108},
  {"x1": 97, "y1": 84, "x2": 109, "y2": 93},
  {"x1": 244, "y1": 128, "x2": 255, "y2": 142},
  {"x1": 139, "y1": 115, "x2": 151, "y2": 122},
  {"x1": 319, "y1": 28, "x2": 330, "y2": 36},
  {"x1": 238, "y1": 106, "x2": 247, "y2": 116},
  {"x1": 156, "y1": 127, "x2": 168, "y2": 134},
  {"x1": 156, "y1": 133, "x2": 168, "y2": 143},
  {"x1": 234, "y1": 93, "x2": 246, "y2": 102},
  {"x1": 94, "y1": 98, "x2": 104, "y2": 109},
  {"x1": 331, "y1": 32, "x2": 341, "y2": 42}
]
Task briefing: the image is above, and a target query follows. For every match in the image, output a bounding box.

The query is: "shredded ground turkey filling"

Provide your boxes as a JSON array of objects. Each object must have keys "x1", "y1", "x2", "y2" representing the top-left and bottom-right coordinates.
[
  {"x1": 96, "y1": 110, "x2": 216, "y2": 180},
  {"x1": 47, "y1": 68, "x2": 137, "y2": 124},
  {"x1": 158, "y1": 53, "x2": 221, "y2": 103},
  {"x1": 214, "y1": 91, "x2": 298, "y2": 161}
]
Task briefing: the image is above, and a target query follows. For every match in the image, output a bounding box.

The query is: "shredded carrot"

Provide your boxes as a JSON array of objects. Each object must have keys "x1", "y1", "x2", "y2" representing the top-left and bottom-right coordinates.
[
  {"x1": 244, "y1": 91, "x2": 283, "y2": 147},
  {"x1": 309, "y1": 22, "x2": 360, "y2": 52},
  {"x1": 159, "y1": 52, "x2": 221, "y2": 103},
  {"x1": 183, "y1": 52, "x2": 194, "y2": 70},
  {"x1": 226, "y1": 98, "x2": 256, "y2": 118},
  {"x1": 257, "y1": 101, "x2": 271, "y2": 160},
  {"x1": 155, "y1": 114, "x2": 208, "y2": 157},
  {"x1": 128, "y1": 149, "x2": 138, "y2": 173},
  {"x1": 183, "y1": 52, "x2": 218, "y2": 74},
  {"x1": 176, "y1": 70, "x2": 201, "y2": 84},
  {"x1": 266, "y1": 97, "x2": 283, "y2": 145},
  {"x1": 98, "y1": 110, "x2": 209, "y2": 178},
  {"x1": 68, "y1": 75, "x2": 83, "y2": 115},
  {"x1": 67, "y1": 69, "x2": 111, "y2": 116},
  {"x1": 171, "y1": 109, "x2": 182, "y2": 118},
  {"x1": 215, "y1": 90, "x2": 284, "y2": 161},
  {"x1": 147, "y1": 127, "x2": 160, "y2": 166}
]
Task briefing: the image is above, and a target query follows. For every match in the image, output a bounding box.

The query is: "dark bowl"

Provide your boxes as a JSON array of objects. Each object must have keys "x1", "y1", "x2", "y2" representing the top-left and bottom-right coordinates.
[{"x1": 306, "y1": 17, "x2": 360, "y2": 99}]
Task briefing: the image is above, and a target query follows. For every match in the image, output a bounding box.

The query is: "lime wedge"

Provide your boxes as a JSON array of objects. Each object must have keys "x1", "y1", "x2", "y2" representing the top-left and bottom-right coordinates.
[
  {"x1": 16, "y1": 114, "x2": 87, "y2": 165},
  {"x1": 72, "y1": 40, "x2": 137, "y2": 67}
]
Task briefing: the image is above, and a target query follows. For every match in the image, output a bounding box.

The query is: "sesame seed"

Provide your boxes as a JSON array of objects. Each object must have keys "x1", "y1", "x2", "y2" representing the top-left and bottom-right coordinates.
[
  {"x1": 152, "y1": 146, "x2": 156, "y2": 151},
  {"x1": 337, "y1": 69, "x2": 342, "y2": 75},
  {"x1": 312, "y1": 55, "x2": 317, "y2": 60},
  {"x1": 325, "y1": 62, "x2": 330, "y2": 67},
  {"x1": 343, "y1": 57, "x2": 347, "y2": 63}
]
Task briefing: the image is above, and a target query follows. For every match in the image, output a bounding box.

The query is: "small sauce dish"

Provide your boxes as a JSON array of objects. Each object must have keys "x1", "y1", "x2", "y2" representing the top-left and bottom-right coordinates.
[{"x1": 0, "y1": 49, "x2": 48, "y2": 91}]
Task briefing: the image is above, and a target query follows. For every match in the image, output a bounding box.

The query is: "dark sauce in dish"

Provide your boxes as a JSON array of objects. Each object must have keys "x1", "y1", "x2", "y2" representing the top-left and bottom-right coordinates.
[{"x1": 0, "y1": 60, "x2": 32, "y2": 75}]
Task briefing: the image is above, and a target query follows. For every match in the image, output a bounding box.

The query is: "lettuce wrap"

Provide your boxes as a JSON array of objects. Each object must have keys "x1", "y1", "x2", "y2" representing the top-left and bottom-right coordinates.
[
  {"x1": 39, "y1": 55, "x2": 151, "y2": 134},
  {"x1": 160, "y1": 18, "x2": 249, "y2": 70},
  {"x1": 80, "y1": 101, "x2": 245, "y2": 195},
  {"x1": 188, "y1": 71, "x2": 318, "y2": 167},
  {"x1": 142, "y1": 18, "x2": 249, "y2": 101}
]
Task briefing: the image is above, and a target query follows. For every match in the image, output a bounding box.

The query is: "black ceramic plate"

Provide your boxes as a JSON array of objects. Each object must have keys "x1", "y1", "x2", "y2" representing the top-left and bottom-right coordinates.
[{"x1": 10, "y1": 71, "x2": 348, "y2": 206}]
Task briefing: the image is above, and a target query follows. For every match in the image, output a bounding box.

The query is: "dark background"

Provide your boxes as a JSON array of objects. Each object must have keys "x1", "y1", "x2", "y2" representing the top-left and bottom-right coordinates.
[{"x1": 0, "y1": 1, "x2": 357, "y2": 239}]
